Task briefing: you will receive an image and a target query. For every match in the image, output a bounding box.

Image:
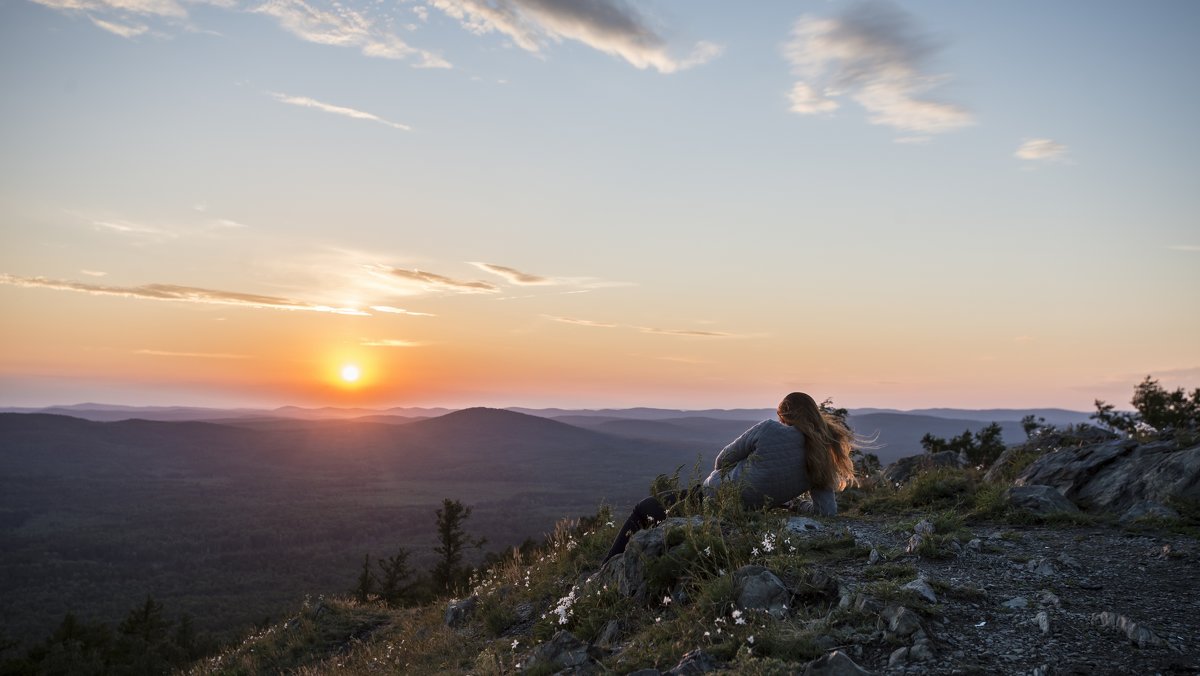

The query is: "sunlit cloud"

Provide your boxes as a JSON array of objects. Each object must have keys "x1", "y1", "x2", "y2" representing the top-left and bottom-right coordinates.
[
  {"x1": 267, "y1": 92, "x2": 412, "y2": 131},
  {"x1": 89, "y1": 218, "x2": 176, "y2": 239},
  {"x1": 370, "y1": 305, "x2": 436, "y2": 317},
  {"x1": 638, "y1": 327, "x2": 734, "y2": 338},
  {"x1": 1015, "y1": 138, "x2": 1068, "y2": 162},
  {"x1": 90, "y1": 16, "x2": 149, "y2": 37},
  {"x1": 783, "y1": 0, "x2": 973, "y2": 136},
  {"x1": 469, "y1": 262, "x2": 554, "y2": 285},
  {"x1": 254, "y1": 0, "x2": 450, "y2": 67},
  {"x1": 542, "y1": 315, "x2": 618, "y2": 328},
  {"x1": 0, "y1": 273, "x2": 370, "y2": 316},
  {"x1": 383, "y1": 267, "x2": 499, "y2": 293},
  {"x1": 429, "y1": 0, "x2": 720, "y2": 73},
  {"x1": 80, "y1": 269, "x2": 108, "y2": 277},
  {"x1": 29, "y1": 0, "x2": 186, "y2": 18},
  {"x1": 134, "y1": 349, "x2": 251, "y2": 359},
  {"x1": 361, "y1": 338, "x2": 424, "y2": 347},
  {"x1": 1168, "y1": 245, "x2": 1200, "y2": 252},
  {"x1": 210, "y1": 218, "x2": 249, "y2": 229}
]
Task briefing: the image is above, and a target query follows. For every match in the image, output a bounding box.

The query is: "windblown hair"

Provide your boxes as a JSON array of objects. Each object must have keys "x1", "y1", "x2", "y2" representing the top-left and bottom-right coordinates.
[{"x1": 777, "y1": 392, "x2": 857, "y2": 491}]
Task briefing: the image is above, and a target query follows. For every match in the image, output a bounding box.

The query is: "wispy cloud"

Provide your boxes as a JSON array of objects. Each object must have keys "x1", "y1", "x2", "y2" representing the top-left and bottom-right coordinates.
[
  {"x1": 254, "y1": 0, "x2": 450, "y2": 67},
  {"x1": 429, "y1": 0, "x2": 720, "y2": 73},
  {"x1": 783, "y1": 0, "x2": 973, "y2": 136},
  {"x1": 543, "y1": 315, "x2": 739, "y2": 338},
  {"x1": 134, "y1": 349, "x2": 251, "y2": 359},
  {"x1": 0, "y1": 274, "x2": 369, "y2": 316},
  {"x1": 89, "y1": 16, "x2": 150, "y2": 37},
  {"x1": 637, "y1": 327, "x2": 733, "y2": 338},
  {"x1": 469, "y1": 262, "x2": 554, "y2": 285},
  {"x1": 88, "y1": 218, "x2": 176, "y2": 239},
  {"x1": 30, "y1": 0, "x2": 186, "y2": 18},
  {"x1": 542, "y1": 315, "x2": 618, "y2": 328},
  {"x1": 361, "y1": 338, "x2": 424, "y2": 347},
  {"x1": 80, "y1": 269, "x2": 108, "y2": 277},
  {"x1": 383, "y1": 267, "x2": 499, "y2": 293},
  {"x1": 1168, "y1": 245, "x2": 1200, "y2": 252},
  {"x1": 1015, "y1": 138, "x2": 1068, "y2": 162},
  {"x1": 267, "y1": 91, "x2": 411, "y2": 131},
  {"x1": 370, "y1": 305, "x2": 436, "y2": 317}
]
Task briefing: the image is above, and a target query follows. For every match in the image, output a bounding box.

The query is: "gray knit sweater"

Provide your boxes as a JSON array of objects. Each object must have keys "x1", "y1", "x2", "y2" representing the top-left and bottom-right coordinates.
[{"x1": 701, "y1": 419, "x2": 837, "y2": 515}]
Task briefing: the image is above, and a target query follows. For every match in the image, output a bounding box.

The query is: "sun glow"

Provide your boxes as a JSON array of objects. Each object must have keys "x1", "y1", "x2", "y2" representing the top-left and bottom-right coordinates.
[{"x1": 340, "y1": 364, "x2": 361, "y2": 383}]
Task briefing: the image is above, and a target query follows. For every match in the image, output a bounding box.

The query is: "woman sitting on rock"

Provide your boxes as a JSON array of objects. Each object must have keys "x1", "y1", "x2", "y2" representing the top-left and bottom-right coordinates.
[{"x1": 602, "y1": 392, "x2": 858, "y2": 563}]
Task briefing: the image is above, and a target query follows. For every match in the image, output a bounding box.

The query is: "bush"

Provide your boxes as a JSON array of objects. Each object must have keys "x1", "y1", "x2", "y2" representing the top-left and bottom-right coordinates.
[
  {"x1": 920, "y1": 423, "x2": 1005, "y2": 467},
  {"x1": 1093, "y1": 376, "x2": 1200, "y2": 438}
]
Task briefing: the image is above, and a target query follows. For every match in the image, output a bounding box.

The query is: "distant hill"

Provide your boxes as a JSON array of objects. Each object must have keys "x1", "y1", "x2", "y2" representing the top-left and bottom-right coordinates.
[{"x1": 851, "y1": 407, "x2": 1093, "y2": 427}]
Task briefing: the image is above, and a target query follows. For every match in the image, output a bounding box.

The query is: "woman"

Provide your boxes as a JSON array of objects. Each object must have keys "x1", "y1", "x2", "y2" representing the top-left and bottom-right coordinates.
[{"x1": 602, "y1": 392, "x2": 857, "y2": 563}]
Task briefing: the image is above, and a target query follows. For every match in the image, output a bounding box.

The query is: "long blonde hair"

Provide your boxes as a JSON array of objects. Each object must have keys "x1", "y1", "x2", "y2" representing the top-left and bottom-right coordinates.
[{"x1": 777, "y1": 392, "x2": 857, "y2": 491}]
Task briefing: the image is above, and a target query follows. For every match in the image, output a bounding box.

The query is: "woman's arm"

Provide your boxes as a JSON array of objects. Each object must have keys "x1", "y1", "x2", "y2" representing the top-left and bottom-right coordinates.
[{"x1": 713, "y1": 421, "x2": 765, "y2": 469}]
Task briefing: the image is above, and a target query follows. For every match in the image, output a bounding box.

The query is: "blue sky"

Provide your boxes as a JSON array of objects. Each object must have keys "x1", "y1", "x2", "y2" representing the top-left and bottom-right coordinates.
[{"x1": 1, "y1": 0, "x2": 1197, "y2": 409}]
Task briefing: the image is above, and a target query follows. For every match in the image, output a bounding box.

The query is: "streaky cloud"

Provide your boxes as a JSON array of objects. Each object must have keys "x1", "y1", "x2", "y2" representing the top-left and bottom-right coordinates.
[
  {"x1": 267, "y1": 91, "x2": 411, "y2": 131},
  {"x1": 89, "y1": 16, "x2": 150, "y2": 37},
  {"x1": 783, "y1": 0, "x2": 972, "y2": 136},
  {"x1": 542, "y1": 315, "x2": 617, "y2": 328},
  {"x1": 0, "y1": 274, "x2": 369, "y2": 316},
  {"x1": 638, "y1": 327, "x2": 733, "y2": 338},
  {"x1": 361, "y1": 338, "x2": 424, "y2": 347},
  {"x1": 370, "y1": 305, "x2": 436, "y2": 317},
  {"x1": 134, "y1": 349, "x2": 251, "y2": 359},
  {"x1": 1015, "y1": 138, "x2": 1068, "y2": 162},
  {"x1": 429, "y1": 0, "x2": 720, "y2": 73},
  {"x1": 469, "y1": 262, "x2": 554, "y2": 285},
  {"x1": 80, "y1": 269, "x2": 108, "y2": 277},
  {"x1": 385, "y1": 267, "x2": 499, "y2": 293}
]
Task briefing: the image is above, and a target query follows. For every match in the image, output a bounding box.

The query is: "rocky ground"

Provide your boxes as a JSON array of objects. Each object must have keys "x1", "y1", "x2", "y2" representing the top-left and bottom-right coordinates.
[{"x1": 831, "y1": 516, "x2": 1199, "y2": 675}]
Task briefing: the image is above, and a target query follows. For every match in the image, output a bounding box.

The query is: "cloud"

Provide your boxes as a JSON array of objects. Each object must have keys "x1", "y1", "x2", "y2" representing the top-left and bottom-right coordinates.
[
  {"x1": 267, "y1": 92, "x2": 411, "y2": 131},
  {"x1": 361, "y1": 338, "x2": 423, "y2": 347},
  {"x1": 1015, "y1": 138, "x2": 1068, "y2": 162},
  {"x1": 542, "y1": 315, "x2": 738, "y2": 337},
  {"x1": 254, "y1": 0, "x2": 450, "y2": 67},
  {"x1": 80, "y1": 269, "x2": 108, "y2": 277},
  {"x1": 88, "y1": 218, "x2": 176, "y2": 239},
  {"x1": 429, "y1": 0, "x2": 720, "y2": 73},
  {"x1": 783, "y1": 0, "x2": 973, "y2": 136},
  {"x1": 542, "y1": 315, "x2": 618, "y2": 328},
  {"x1": 637, "y1": 327, "x2": 733, "y2": 338},
  {"x1": 134, "y1": 349, "x2": 251, "y2": 359},
  {"x1": 1168, "y1": 245, "x2": 1200, "y2": 252},
  {"x1": 384, "y1": 267, "x2": 499, "y2": 293},
  {"x1": 89, "y1": 16, "x2": 150, "y2": 37},
  {"x1": 0, "y1": 273, "x2": 369, "y2": 316},
  {"x1": 370, "y1": 305, "x2": 436, "y2": 317},
  {"x1": 30, "y1": 0, "x2": 186, "y2": 18},
  {"x1": 469, "y1": 262, "x2": 554, "y2": 285}
]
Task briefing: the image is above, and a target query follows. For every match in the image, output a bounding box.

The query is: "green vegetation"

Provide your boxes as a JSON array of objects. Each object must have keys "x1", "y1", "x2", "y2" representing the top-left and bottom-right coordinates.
[
  {"x1": 1093, "y1": 375, "x2": 1200, "y2": 439},
  {"x1": 919, "y1": 422, "x2": 1005, "y2": 467},
  {"x1": 433, "y1": 499, "x2": 486, "y2": 595}
]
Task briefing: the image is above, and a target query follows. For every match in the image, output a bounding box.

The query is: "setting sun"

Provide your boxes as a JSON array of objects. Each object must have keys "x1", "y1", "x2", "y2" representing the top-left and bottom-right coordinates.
[{"x1": 340, "y1": 364, "x2": 361, "y2": 383}]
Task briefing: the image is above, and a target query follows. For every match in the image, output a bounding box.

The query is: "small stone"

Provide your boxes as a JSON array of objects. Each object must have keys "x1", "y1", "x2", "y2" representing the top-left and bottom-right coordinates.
[
  {"x1": 1036, "y1": 610, "x2": 1051, "y2": 635},
  {"x1": 1094, "y1": 611, "x2": 1165, "y2": 648},
  {"x1": 1026, "y1": 558, "x2": 1056, "y2": 576},
  {"x1": 854, "y1": 593, "x2": 883, "y2": 614},
  {"x1": 902, "y1": 576, "x2": 938, "y2": 604},
  {"x1": 1056, "y1": 553, "x2": 1081, "y2": 569},
  {"x1": 888, "y1": 646, "x2": 909, "y2": 667},
  {"x1": 528, "y1": 631, "x2": 593, "y2": 671},
  {"x1": 1002, "y1": 596, "x2": 1029, "y2": 610},
  {"x1": 443, "y1": 595, "x2": 478, "y2": 628},
  {"x1": 733, "y1": 565, "x2": 790, "y2": 619},
  {"x1": 868, "y1": 548, "x2": 880, "y2": 565},
  {"x1": 802, "y1": 650, "x2": 872, "y2": 676},
  {"x1": 1040, "y1": 591, "x2": 1062, "y2": 608},
  {"x1": 914, "y1": 519, "x2": 935, "y2": 536},
  {"x1": 966, "y1": 538, "x2": 982, "y2": 553},
  {"x1": 881, "y1": 605, "x2": 922, "y2": 638},
  {"x1": 786, "y1": 516, "x2": 824, "y2": 534},
  {"x1": 909, "y1": 640, "x2": 935, "y2": 662},
  {"x1": 905, "y1": 533, "x2": 925, "y2": 554},
  {"x1": 1005, "y1": 485, "x2": 1080, "y2": 515}
]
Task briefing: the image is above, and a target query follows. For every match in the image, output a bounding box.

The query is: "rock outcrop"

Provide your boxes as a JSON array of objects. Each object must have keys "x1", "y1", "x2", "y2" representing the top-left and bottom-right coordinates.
[
  {"x1": 882, "y1": 450, "x2": 965, "y2": 485},
  {"x1": 1016, "y1": 438, "x2": 1200, "y2": 513}
]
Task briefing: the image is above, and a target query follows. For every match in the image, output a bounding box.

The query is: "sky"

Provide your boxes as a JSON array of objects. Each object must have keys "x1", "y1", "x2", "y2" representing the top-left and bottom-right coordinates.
[{"x1": 1, "y1": 0, "x2": 1197, "y2": 411}]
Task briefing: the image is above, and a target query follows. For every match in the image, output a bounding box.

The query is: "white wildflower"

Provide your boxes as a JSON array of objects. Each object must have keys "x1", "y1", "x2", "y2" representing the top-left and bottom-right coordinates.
[
  {"x1": 751, "y1": 547, "x2": 760, "y2": 556},
  {"x1": 704, "y1": 546, "x2": 712, "y2": 556},
  {"x1": 662, "y1": 596, "x2": 672, "y2": 606},
  {"x1": 748, "y1": 635, "x2": 755, "y2": 644},
  {"x1": 511, "y1": 639, "x2": 520, "y2": 650}
]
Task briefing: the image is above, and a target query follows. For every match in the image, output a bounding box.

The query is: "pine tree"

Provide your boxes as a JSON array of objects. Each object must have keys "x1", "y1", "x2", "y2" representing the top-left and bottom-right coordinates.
[
  {"x1": 353, "y1": 553, "x2": 375, "y2": 604},
  {"x1": 377, "y1": 548, "x2": 416, "y2": 607},
  {"x1": 432, "y1": 499, "x2": 486, "y2": 594}
]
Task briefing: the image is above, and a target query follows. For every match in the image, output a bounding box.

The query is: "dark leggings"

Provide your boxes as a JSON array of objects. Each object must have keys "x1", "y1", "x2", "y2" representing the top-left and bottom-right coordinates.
[{"x1": 603, "y1": 487, "x2": 702, "y2": 563}]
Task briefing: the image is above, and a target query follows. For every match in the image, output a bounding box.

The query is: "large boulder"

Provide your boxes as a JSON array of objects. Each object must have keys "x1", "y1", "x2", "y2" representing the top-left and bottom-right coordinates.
[
  {"x1": 985, "y1": 425, "x2": 1119, "y2": 482},
  {"x1": 1016, "y1": 439, "x2": 1200, "y2": 513},
  {"x1": 595, "y1": 517, "x2": 705, "y2": 603},
  {"x1": 1005, "y1": 485, "x2": 1080, "y2": 516},
  {"x1": 882, "y1": 451, "x2": 965, "y2": 485}
]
